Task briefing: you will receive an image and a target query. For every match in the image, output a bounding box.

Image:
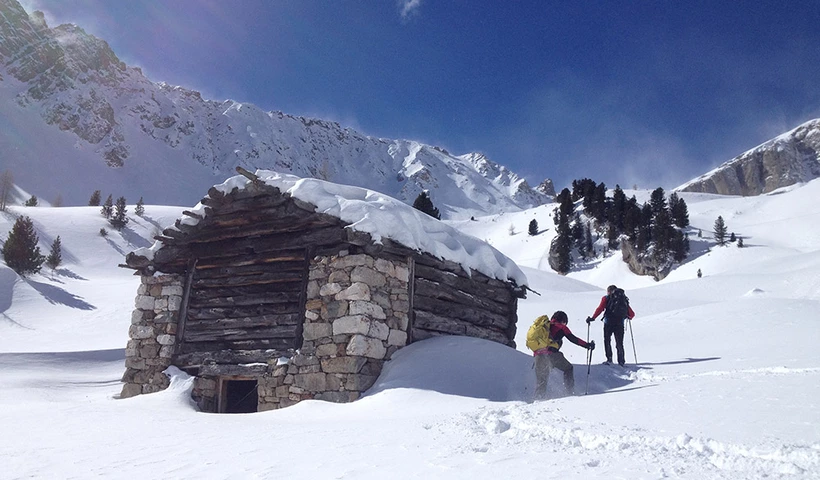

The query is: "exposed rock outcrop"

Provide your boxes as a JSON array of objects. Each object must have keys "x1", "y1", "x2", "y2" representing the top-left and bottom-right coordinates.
[
  {"x1": 536, "y1": 178, "x2": 556, "y2": 198},
  {"x1": 620, "y1": 239, "x2": 672, "y2": 281},
  {"x1": 678, "y1": 119, "x2": 820, "y2": 196}
]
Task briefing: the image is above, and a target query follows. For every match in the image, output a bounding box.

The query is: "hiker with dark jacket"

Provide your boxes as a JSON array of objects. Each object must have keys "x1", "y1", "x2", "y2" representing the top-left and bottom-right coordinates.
[
  {"x1": 534, "y1": 311, "x2": 594, "y2": 399},
  {"x1": 587, "y1": 285, "x2": 635, "y2": 366}
]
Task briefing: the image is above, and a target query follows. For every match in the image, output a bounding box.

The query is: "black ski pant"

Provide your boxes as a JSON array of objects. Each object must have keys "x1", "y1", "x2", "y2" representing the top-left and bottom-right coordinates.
[{"x1": 603, "y1": 321, "x2": 626, "y2": 365}]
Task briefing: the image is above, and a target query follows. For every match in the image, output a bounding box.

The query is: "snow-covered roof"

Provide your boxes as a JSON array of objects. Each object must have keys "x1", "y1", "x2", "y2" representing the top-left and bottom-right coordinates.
[{"x1": 139, "y1": 170, "x2": 528, "y2": 287}]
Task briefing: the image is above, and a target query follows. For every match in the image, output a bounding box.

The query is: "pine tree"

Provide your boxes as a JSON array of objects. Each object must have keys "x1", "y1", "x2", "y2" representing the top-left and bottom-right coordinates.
[
  {"x1": 610, "y1": 185, "x2": 626, "y2": 232},
  {"x1": 46, "y1": 236, "x2": 62, "y2": 270},
  {"x1": 528, "y1": 219, "x2": 538, "y2": 236},
  {"x1": 607, "y1": 223, "x2": 619, "y2": 250},
  {"x1": 636, "y1": 203, "x2": 653, "y2": 253},
  {"x1": 669, "y1": 193, "x2": 690, "y2": 228},
  {"x1": 651, "y1": 208, "x2": 674, "y2": 263},
  {"x1": 24, "y1": 195, "x2": 38, "y2": 207},
  {"x1": 729, "y1": 232, "x2": 736, "y2": 242},
  {"x1": 555, "y1": 188, "x2": 573, "y2": 221},
  {"x1": 552, "y1": 214, "x2": 572, "y2": 274},
  {"x1": 671, "y1": 229, "x2": 690, "y2": 262},
  {"x1": 412, "y1": 191, "x2": 441, "y2": 220},
  {"x1": 622, "y1": 196, "x2": 641, "y2": 241},
  {"x1": 0, "y1": 170, "x2": 14, "y2": 212},
  {"x1": 101, "y1": 194, "x2": 113, "y2": 218},
  {"x1": 571, "y1": 220, "x2": 584, "y2": 252},
  {"x1": 649, "y1": 188, "x2": 667, "y2": 216},
  {"x1": 714, "y1": 216, "x2": 728, "y2": 246},
  {"x1": 0, "y1": 170, "x2": 13, "y2": 212},
  {"x1": 88, "y1": 190, "x2": 102, "y2": 206},
  {"x1": 2, "y1": 216, "x2": 45, "y2": 276},
  {"x1": 135, "y1": 197, "x2": 145, "y2": 216},
  {"x1": 737, "y1": 237, "x2": 744, "y2": 248},
  {"x1": 109, "y1": 196, "x2": 129, "y2": 230}
]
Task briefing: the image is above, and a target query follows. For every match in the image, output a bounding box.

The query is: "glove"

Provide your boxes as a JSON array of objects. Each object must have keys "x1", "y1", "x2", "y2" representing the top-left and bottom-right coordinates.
[
  {"x1": 587, "y1": 340, "x2": 596, "y2": 351},
  {"x1": 586, "y1": 316, "x2": 594, "y2": 324}
]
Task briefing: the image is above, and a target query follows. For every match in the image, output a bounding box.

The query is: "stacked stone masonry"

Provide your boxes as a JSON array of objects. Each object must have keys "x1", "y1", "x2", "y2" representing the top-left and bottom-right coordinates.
[
  {"x1": 257, "y1": 252, "x2": 411, "y2": 411},
  {"x1": 120, "y1": 274, "x2": 183, "y2": 398}
]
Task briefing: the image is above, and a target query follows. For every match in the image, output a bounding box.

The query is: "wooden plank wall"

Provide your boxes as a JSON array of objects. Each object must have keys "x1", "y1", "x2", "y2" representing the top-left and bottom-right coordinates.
[
  {"x1": 411, "y1": 257, "x2": 518, "y2": 346},
  {"x1": 176, "y1": 247, "x2": 308, "y2": 362}
]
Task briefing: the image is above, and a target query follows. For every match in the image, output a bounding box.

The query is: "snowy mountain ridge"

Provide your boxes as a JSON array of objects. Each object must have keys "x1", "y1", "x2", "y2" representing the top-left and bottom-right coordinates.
[{"x1": 0, "y1": 0, "x2": 548, "y2": 218}]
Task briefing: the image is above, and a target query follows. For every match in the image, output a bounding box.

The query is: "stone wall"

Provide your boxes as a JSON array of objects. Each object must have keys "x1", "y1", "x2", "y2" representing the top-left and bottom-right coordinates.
[
  {"x1": 256, "y1": 251, "x2": 411, "y2": 410},
  {"x1": 120, "y1": 250, "x2": 412, "y2": 412},
  {"x1": 120, "y1": 274, "x2": 183, "y2": 398}
]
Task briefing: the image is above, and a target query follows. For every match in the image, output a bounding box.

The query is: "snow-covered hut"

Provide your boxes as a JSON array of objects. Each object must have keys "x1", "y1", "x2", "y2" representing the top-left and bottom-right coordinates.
[{"x1": 120, "y1": 169, "x2": 527, "y2": 412}]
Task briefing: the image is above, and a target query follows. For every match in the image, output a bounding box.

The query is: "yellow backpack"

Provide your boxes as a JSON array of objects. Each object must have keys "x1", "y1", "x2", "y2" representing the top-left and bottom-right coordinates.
[{"x1": 526, "y1": 315, "x2": 558, "y2": 351}]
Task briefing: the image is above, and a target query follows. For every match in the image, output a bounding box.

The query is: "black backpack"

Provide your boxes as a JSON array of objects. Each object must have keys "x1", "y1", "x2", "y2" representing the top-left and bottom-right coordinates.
[{"x1": 605, "y1": 288, "x2": 630, "y2": 321}]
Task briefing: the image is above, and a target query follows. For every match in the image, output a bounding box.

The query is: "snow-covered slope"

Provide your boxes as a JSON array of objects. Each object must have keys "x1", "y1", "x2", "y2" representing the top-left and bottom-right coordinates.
[
  {"x1": 1, "y1": 178, "x2": 819, "y2": 479},
  {"x1": 0, "y1": 0, "x2": 547, "y2": 218}
]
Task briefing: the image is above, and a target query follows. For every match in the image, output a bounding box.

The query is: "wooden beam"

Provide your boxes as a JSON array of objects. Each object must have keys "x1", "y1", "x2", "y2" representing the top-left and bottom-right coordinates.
[
  {"x1": 414, "y1": 277, "x2": 511, "y2": 315},
  {"x1": 182, "y1": 324, "x2": 300, "y2": 343},
  {"x1": 413, "y1": 295, "x2": 510, "y2": 330},
  {"x1": 174, "y1": 349, "x2": 289, "y2": 367}
]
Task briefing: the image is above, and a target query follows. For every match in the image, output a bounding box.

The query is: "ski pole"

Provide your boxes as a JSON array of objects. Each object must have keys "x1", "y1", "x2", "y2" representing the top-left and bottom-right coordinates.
[
  {"x1": 628, "y1": 317, "x2": 638, "y2": 364},
  {"x1": 585, "y1": 321, "x2": 591, "y2": 395}
]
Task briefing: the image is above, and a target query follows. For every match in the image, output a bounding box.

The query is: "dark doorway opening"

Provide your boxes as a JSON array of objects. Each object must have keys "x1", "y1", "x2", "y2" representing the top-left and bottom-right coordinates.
[{"x1": 221, "y1": 379, "x2": 258, "y2": 413}]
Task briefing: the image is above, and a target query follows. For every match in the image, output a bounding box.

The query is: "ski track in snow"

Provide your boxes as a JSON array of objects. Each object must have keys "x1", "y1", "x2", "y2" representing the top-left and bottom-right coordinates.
[
  {"x1": 625, "y1": 366, "x2": 820, "y2": 383},
  {"x1": 436, "y1": 405, "x2": 820, "y2": 478}
]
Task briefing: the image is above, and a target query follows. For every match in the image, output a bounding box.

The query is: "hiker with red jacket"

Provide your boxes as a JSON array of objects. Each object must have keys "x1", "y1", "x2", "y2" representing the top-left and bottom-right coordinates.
[
  {"x1": 587, "y1": 285, "x2": 635, "y2": 366},
  {"x1": 533, "y1": 311, "x2": 594, "y2": 399}
]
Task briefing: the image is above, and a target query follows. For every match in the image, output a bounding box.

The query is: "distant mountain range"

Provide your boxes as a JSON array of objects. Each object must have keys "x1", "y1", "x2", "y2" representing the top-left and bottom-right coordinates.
[
  {"x1": 2, "y1": 0, "x2": 817, "y2": 216},
  {"x1": 677, "y1": 119, "x2": 820, "y2": 196},
  {"x1": 0, "y1": 0, "x2": 549, "y2": 218}
]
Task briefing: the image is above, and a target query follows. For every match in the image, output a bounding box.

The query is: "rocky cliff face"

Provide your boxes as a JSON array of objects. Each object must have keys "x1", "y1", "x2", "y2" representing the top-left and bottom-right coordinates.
[
  {"x1": 678, "y1": 119, "x2": 820, "y2": 196},
  {"x1": 0, "y1": 0, "x2": 549, "y2": 216}
]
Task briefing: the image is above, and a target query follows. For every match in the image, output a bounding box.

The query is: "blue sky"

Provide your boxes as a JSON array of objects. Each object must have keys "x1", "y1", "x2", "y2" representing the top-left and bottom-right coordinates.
[{"x1": 25, "y1": 0, "x2": 820, "y2": 191}]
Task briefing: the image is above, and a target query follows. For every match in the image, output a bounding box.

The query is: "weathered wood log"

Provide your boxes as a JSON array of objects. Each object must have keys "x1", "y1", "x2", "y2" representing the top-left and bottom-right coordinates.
[
  {"x1": 193, "y1": 261, "x2": 305, "y2": 280},
  {"x1": 464, "y1": 323, "x2": 512, "y2": 345},
  {"x1": 414, "y1": 263, "x2": 513, "y2": 303},
  {"x1": 414, "y1": 277, "x2": 511, "y2": 315},
  {"x1": 177, "y1": 338, "x2": 297, "y2": 354},
  {"x1": 414, "y1": 254, "x2": 513, "y2": 289},
  {"x1": 410, "y1": 328, "x2": 450, "y2": 342},
  {"x1": 182, "y1": 210, "x2": 204, "y2": 220},
  {"x1": 182, "y1": 324, "x2": 300, "y2": 342},
  {"x1": 189, "y1": 289, "x2": 301, "y2": 304},
  {"x1": 186, "y1": 307, "x2": 302, "y2": 324},
  {"x1": 187, "y1": 228, "x2": 343, "y2": 260},
  {"x1": 173, "y1": 349, "x2": 288, "y2": 367},
  {"x1": 412, "y1": 310, "x2": 467, "y2": 335},
  {"x1": 180, "y1": 216, "x2": 336, "y2": 245},
  {"x1": 412, "y1": 312, "x2": 510, "y2": 345},
  {"x1": 191, "y1": 271, "x2": 303, "y2": 288},
  {"x1": 198, "y1": 363, "x2": 270, "y2": 378},
  {"x1": 413, "y1": 295, "x2": 510, "y2": 330}
]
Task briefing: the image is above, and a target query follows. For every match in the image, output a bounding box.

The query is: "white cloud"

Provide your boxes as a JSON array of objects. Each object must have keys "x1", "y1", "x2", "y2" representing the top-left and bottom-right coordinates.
[{"x1": 399, "y1": 0, "x2": 422, "y2": 19}]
